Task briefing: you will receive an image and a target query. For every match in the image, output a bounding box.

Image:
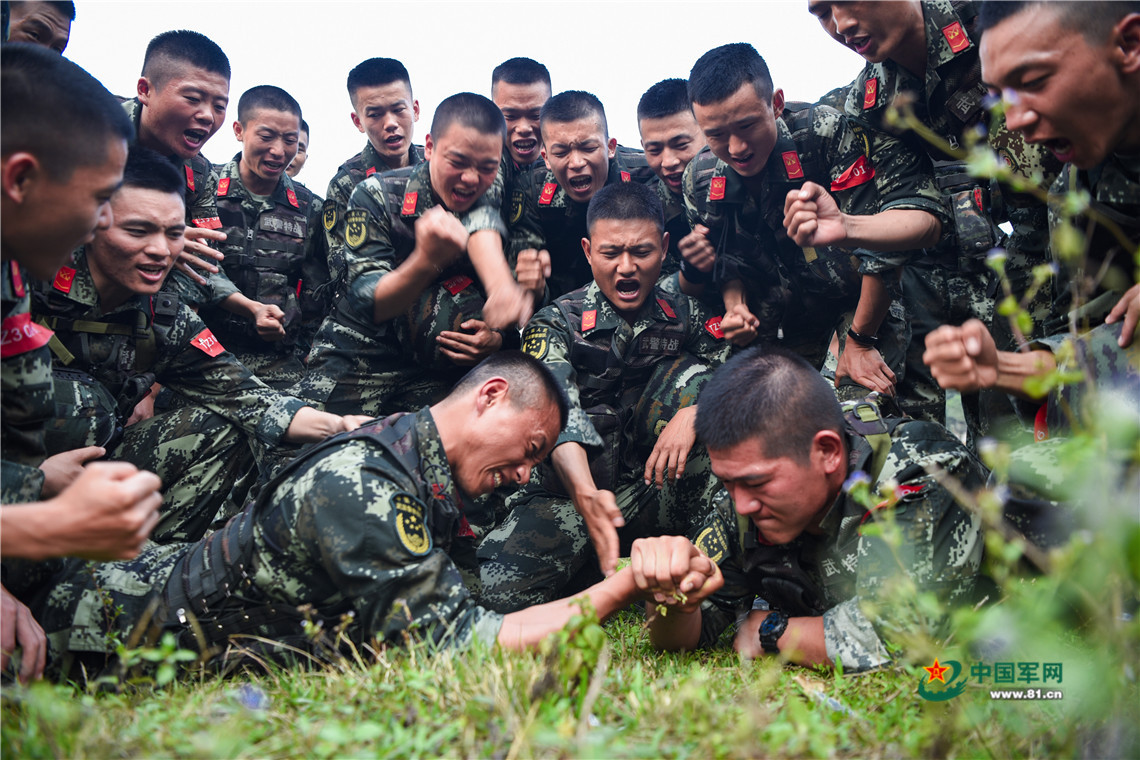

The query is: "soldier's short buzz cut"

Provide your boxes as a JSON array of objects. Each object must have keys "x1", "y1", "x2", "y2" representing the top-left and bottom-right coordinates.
[
  {"x1": 2, "y1": 43, "x2": 133, "y2": 180},
  {"x1": 978, "y1": 0, "x2": 1140, "y2": 43},
  {"x1": 430, "y1": 92, "x2": 506, "y2": 139},
  {"x1": 491, "y1": 57, "x2": 552, "y2": 92},
  {"x1": 540, "y1": 90, "x2": 608, "y2": 140},
  {"x1": 120, "y1": 145, "x2": 186, "y2": 202},
  {"x1": 695, "y1": 346, "x2": 845, "y2": 463},
  {"x1": 347, "y1": 57, "x2": 412, "y2": 102},
  {"x1": 141, "y1": 30, "x2": 230, "y2": 89},
  {"x1": 637, "y1": 78, "x2": 692, "y2": 122},
  {"x1": 237, "y1": 85, "x2": 302, "y2": 125},
  {"x1": 300, "y1": 119, "x2": 310, "y2": 137},
  {"x1": 688, "y1": 43, "x2": 774, "y2": 106},
  {"x1": 452, "y1": 350, "x2": 570, "y2": 431},
  {"x1": 586, "y1": 182, "x2": 664, "y2": 237}
]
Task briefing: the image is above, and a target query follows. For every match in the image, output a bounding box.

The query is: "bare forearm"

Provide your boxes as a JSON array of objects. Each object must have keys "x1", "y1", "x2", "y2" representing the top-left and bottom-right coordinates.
[
  {"x1": 498, "y1": 568, "x2": 639, "y2": 650},
  {"x1": 850, "y1": 273, "x2": 891, "y2": 336},
  {"x1": 736, "y1": 611, "x2": 830, "y2": 666},
  {"x1": 220, "y1": 292, "x2": 261, "y2": 320},
  {"x1": 467, "y1": 230, "x2": 515, "y2": 291},
  {"x1": 841, "y1": 209, "x2": 941, "y2": 251},
  {"x1": 646, "y1": 602, "x2": 703, "y2": 651},
  {"x1": 551, "y1": 442, "x2": 598, "y2": 501},
  {"x1": 371, "y1": 255, "x2": 439, "y2": 323},
  {"x1": 721, "y1": 279, "x2": 746, "y2": 311},
  {"x1": 0, "y1": 505, "x2": 61, "y2": 560},
  {"x1": 994, "y1": 349, "x2": 1057, "y2": 397}
]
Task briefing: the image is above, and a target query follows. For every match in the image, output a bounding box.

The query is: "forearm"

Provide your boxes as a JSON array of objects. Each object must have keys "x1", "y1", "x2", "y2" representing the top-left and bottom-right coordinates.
[
  {"x1": 467, "y1": 229, "x2": 515, "y2": 291},
  {"x1": 736, "y1": 610, "x2": 830, "y2": 666},
  {"x1": 551, "y1": 442, "x2": 598, "y2": 502},
  {"x1": 646, "y1": 602, "x2": 703, "y2": 651},
  {"x1": 721, "y1": 279, "x2": 746, "y2": 311},
  {"x1": 1, "y1": 503, "x2": 66, "y2": 561},
  {"x1": 841, "y1": 209, "x2": 941, "y2": 251},
  {"x1": 850, "y1": 273, "x2": 891, "y2": 337},
  {"x1": 283, "y1": 405, "x2": 348, "y2": 443},
  {"x1": 993, "y1": 348, "x2": 1057, "y2": 397},
  {"x1": 219, "y1": 292, "x2": 262, "y2": 320},
  {"x1": 498, "y1": 568, "x2": 639, "y2": 650},
  {"x1": 371, "y1": 254, "x2": 438, "y2": 323}
]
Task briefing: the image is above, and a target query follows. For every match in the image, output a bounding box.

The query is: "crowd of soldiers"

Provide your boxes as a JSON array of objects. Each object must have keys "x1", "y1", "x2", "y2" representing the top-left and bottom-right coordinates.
[{"x1": 1, "y1": 0, "x2": 1137, "y2": 684}]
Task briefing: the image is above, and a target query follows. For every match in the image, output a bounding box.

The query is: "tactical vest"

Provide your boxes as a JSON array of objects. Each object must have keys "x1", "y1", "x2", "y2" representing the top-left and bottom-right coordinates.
[
  {"x1": 36, "y1": 291, "x2": 180, "y2": 455},
  {"x1": 212, "y1": 179, "x2": 314, "y2": 350}
]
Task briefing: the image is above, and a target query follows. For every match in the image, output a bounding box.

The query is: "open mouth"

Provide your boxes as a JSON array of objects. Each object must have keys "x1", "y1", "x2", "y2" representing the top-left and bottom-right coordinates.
[
  {"x1": 451, "y1": 186, "x2": 477, "y2": 205},
  {"x1": 384, "y1": 134, "x2": 404, "y2": 150},
  {"x1": 731, "y1": 153, "x2": 754, "y2": 171},
  {"x1": 568, "y1": 175, "x2": 592, "y2": 193},
  {"x1": 492, "y1": 471, "x2": 504, "y2": 489},
  {"x1": 262, "y1": 160, "x2": 285, "y2": 173},
  {"x1": 1041, "y1": 137, "x2": 1074, "y2": 162},
  {"x1": 138, "y1": 264, "x2": 168, "y2": 283},
  {"x1": 513, "y1": 139, "x2": 537, "y2": 156},
  {"x1": 615, "y1": 278, "x2": 641, "y2": 300},
  {"x1": 183, "y1": 129, "x2": 207, "y2": 148},
  {"x1": 846, "y1": 35, "x2": 871, "y2": 55},
  {"x1": 664, "y1": 172, "x2": 683, "y2": 190}
]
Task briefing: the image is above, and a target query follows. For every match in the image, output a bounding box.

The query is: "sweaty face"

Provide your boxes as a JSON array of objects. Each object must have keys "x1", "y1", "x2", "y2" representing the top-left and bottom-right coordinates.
[
  {"x1": 351, "y1": 82, "x2": 419, "y2": 169},
  {"x1": 583, "y1": 218, "x2": 667, "y2": 319},
  {"x1": 87, "y1": 186, "x2": 186, "y2": 309},
  {"x1": 7, "y1": 1, "x2": 71, "y2": 52},
  {"x1": 286, "y1": 131, "x2": 309, "y2": 177},
  {"x1": 454, "y1": 397, "x2": 560, "y2": 498},
  {"x1": 493, "y1": 81, "x2": 550, "y2": 166},
  {"x1": 137, "y1": 67, "x2": 231, "y2": 161},
  {"x1": 639, "y1": 110, "x2": 707, "y2": 193},
  {"x1": 692, "y1": 83, "x2": 783, "y2": 178},
  {"x1": 709, "y1": 436, "x2": 837, "y2": 546},
  {"x1": 235, "y1": 108, "x2": 301, "y2": 195},
  {"x1": 981, "y1": 8, "x2": 1140, "y2": 169},
  {"x1": 541, "y1": 117, "x2": 616, "y2": 203},
  {"x1": 425, "y1": 123, "x2": 502, "y2": 213},
  {"x1": 17, "y1": 138, "x2": 128, "y2": 280},
  {"x1": 808, "y1": 1, "x2": 924, "y2": 64}
]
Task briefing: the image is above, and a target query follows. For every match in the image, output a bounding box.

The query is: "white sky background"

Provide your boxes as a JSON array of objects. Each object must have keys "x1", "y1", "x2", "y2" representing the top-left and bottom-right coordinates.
[{"x1": 65, "y1": 0, "x2": 867, "y2": 194}]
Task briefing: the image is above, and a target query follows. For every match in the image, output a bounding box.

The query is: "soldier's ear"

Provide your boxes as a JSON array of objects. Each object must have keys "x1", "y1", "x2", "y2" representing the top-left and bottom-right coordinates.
[
  {"x1": 424, "y1": 133, "x2": 435, "y2": 161},
  {"x1": 606, "y1": 137, "x2": 617, "y2": 159},
  {"x1": 137, "y1": 77, "x2": 153, "y2": 105},
  {"x1": 581, "y1": 236, "x2": 593, "y2": 264},
  {"x1": 350, "y1": 111, "x2": 365, "y2": 134},
  {"x1": 811, "y1": 429, "x2": 845, "y2": 474},
  {"x1": 771, "y1": 88, "x2": 785, "y2": 115},
  {"x1": 1, "y1": 153, "x2": 41, "y2": 204},
  {"x1": 412, "y1": 99, "x2": 421, "y2": 122},
  {"x1": 476, "y1": 376, "x2": 510, "y2": 412},
  {"x1": 1114, "y1": 13, "x2": 1140, "y2": 74},
  {"x1": 233, "y1": 120, "x2": 244, "y2": 142}
]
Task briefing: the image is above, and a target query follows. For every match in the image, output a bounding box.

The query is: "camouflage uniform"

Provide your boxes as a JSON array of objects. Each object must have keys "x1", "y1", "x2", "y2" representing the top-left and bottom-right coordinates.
[
  {"x1": 691, "y1": 410, "x2": 986, "y2": 672},
  {"x1": 14, "y1": 407, "x2": 503, "y2": 680},
  {"x1": 832, "y1": 0, "x2": 1062, "y2": 434},
  {"x1": 508, "y1": 148, "x2": 655, "y2": 300},
  {"x1": 294, "y1": 161, "x2": 506, "y2": 417},
  {"x1": 683, "y1": 103, "x2": 944, "y2": 392},
  {"x1": 477, "y1": 282, "x2": 730, "y2": 610},
  {"x1": 31, "y1": 251, "x2": 306, "y2": 542},
  {"x1": 1, "y1": 261, "x2": 54, "y2": 503},
  {"x1": 650, "y1": 176, "x2": 687, "y2": 280},
  {"x1": 199, "y1": 156, "x2": 327, "y2": 388},
  {"x1": 121, "y1": 98, "x2": 221, "y2": 308},
  {"x1": 322, "y1": 142, "x2": 425, "y2": 306}
]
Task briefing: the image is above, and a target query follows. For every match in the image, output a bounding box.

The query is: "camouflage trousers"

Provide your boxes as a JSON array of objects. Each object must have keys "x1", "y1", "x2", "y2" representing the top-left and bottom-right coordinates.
[
  {"x1": 476, "y1": 445, "x2": 721, "y2": 612},
  {"x1": 228, "y1": 347, "x2": 306, "y2": 391},
  {"x1": 114, "y1": 404, "x2": 255, "y2": 543}
]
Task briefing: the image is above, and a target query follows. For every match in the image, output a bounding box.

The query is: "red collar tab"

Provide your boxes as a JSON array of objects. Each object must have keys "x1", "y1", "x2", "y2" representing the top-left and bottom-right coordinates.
[
  {"x1": 942, "y1": 21, "x2": 970, "y2": 53},
  {"x1": 52, "y1": 266, "x2": 76, "y2": 293},
  {"x1": 581, "y1": 309, "x2": 597, "y2": 332},
  {"x1": 286, "y1": 188, "x2": 299, "y2": 208},
  {"x1": 657, "y1": 297, "x2": 676, "y2": 319},
  {"x1": 863, "y1": 78, "x2": 878, "y2": 110},
  {"x1": 539, "y1": 182, "x2": 558, "y2": 205},
  {"x1": 217, "y1": 177, "x2": 231, "y2": 197},
  {"x1": 366, "y1": 166, "x2": 378, "y2": 177},
  {"x1": 709, "y1": 176, "x2": 727, "y2": 201},
  {"x1": 401, "y1": 191, "x2": 418, "y2": 216},
  {"x1": 620, "y1": 170, "x2": 631, "y2": 182},
  {"x1": 782, "y1": 151, "x2": 805, "y2": 180},
  {"x1": 9, "y1": 262, "x2": 25, "y2": 297},
  {"x1": 184, "y1": 164, "x2": 195, "y2": 192}
]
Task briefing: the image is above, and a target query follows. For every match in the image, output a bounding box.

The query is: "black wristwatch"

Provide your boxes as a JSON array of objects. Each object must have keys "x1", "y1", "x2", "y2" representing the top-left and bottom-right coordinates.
[{"x1": 758, "y1": 610, "x2": 789, "y2": 655}]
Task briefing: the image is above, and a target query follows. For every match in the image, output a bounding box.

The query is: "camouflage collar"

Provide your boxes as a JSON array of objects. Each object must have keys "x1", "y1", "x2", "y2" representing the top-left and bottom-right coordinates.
[
  {"x1": 410, "y1": 407, "x2": 462, "y2": 509},
  {"x1": 577, "y1": 280, "x2": 674, "y2": 331},
  {"x1": 221, "y1": 154, "x2": 301, "y2": 211},
  {"x1": 923, "y1": 0, "x2": 976, "y2": 72},
  {"x1": 393, "y1": 161, "x2": 438, "y2": 218},
  {"x1": 540, "y1": 154, "x2": 634, "y2": 211},
  {"x1": 362, "y1": 140, "x2": 425, "y2": 175}
]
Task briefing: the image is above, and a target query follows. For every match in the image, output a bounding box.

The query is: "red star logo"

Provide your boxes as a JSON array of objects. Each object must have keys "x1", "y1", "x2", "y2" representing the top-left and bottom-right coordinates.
[{"x1": 924, "y1": 658, "x2": 949, "y2": 683}]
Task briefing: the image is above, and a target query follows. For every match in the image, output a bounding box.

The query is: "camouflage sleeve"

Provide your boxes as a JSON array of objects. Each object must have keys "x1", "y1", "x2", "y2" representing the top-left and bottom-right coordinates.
[
  {"x1": 691, "y1": 491, "x2": 755, "y2": 648},
  {"x1": 519, "y1": 305, "x2": 602, "y2": 449},
  {"x1": 185, "y1": 165, "x2": 229, "y2": 307},
  {"x1": 302, "y1": 443, "x2": 504, "y2": 649},
  {"x1": 506, "y1": 168, "x2": 546, "y2": 260},
  {"x1": 322, "y1": 172, "x2": 354, "y2": 293},
  {"x1": 458, "y1": 184, "x2": 508, "y2": 241},
  {"x1": 1, "y1": 461, "x2": 45, "y2": 504},
  {"x1": 342, "y1": 177, "x2": 397, "y2": 318},
  {"x1": 683, "y1": 297, "x2": 731, "y2": 367},
  {"x1": 154, "y1": 304, "x2": 306, "y2": 446},
  {"x1": 299, "y1": 194, "x2": 332, "y2": 344},
  {"x1": 206, "y1": 265, "x2": 241, "y2": 303}
]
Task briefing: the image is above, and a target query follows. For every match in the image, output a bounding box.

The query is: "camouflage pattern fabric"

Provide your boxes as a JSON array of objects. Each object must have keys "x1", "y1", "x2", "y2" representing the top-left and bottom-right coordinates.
[
  {"x1": 322, "y1": 141, "x2": 425, "y2": 306},
  {"x1": 650, "y1": 176, "x2": 687, "y2": 279},
  {"x1": 477, "y1": 282, "x2": 729, "y2": 610},
  {"x1": 294, "y1": 161, "x2": 506, "y2": 417},
  {"x1": 121, "y1": 98, "x2": 223, "y2": 309},
  {"x1": 31, "y1": 250, "x2": 306, "y2": 541},
  {"x1": 15, "y1": 408, "x2": 503, "y2": 680},
  {"x1": 1, "y1": 261, "x2": 53, "y2": 503},
  {"x1": 508, "y1": 148, "x2": 655, "y2": 301},
  {"x1": 691, "y1": 415, "x2": 987, "y2": 672},
  {"x1": 198, "y1": 156, "x2": 327, "y2": 389}
]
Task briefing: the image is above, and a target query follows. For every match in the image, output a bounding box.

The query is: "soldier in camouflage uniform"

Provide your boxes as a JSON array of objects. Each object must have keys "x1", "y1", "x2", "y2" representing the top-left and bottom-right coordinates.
[
  {"x1": 635, "y1": 347, "x2": 986, "y2": 673},
  {"x1": 31, "y1": 148, "x2": 365, "y2": 543},
  {"x1": 122, "y1": 30, "x2": 234, "y2": 308},
  {"x1": 508, "y1": 90, "x2": 656, "y2": 301},
  {"x1": 9, "y1": 352, "x2": 722, "y2": 680},
  {"x1": 200, "y1": 86, "x2": 326, "y2": 388},
  {"x1": 637, "y1": 78, "x2": 707, "y2": 281},
  {"x1": 683, "y1": 44, "x2": 945, "y2": 402},
  {"x1": 808, "y1": 0, "x2": 1062, "y2": 440},
  {"x1": 296, "y1": 94, "x2": 513, "y2": 417},
  {"x1": 322, "y1": 58, "x2": 425, "y2": 306},
  {"x1": 478, "y1": 184, "x2": 730, "y2": 610}
]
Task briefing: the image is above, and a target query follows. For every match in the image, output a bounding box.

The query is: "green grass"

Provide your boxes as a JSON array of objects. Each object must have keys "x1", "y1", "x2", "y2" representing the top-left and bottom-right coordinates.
[{"x1": 3, "y1": 607, "x2": 1124, "y2": 759}]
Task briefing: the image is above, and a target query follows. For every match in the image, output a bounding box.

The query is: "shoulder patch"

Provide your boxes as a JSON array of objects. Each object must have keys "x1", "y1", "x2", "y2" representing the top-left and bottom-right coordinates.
[
  {"x1": 192, "y1": 216, "x2": 222, "y2": 229},
  {"x1": 442, "y1": 274, "x2": 473, "y2": 295},
  {"x1": 656, "y1": 297, "x2": 677, "y2": 319},
  {"x1": 694, "y1": 523, "x2": 728, "y2": 564},
  {"x1": 52, "y1": 266, "x2": 75, "y2": 294},
  {"x1": 216, "y1": 177, "x2": 230, "y2": 197},
  {"x1": 509, "y1": 189, "x2": 525, "y2": 224},
  {"x1": 0, "y1": 312, "x2": 52, "y2": 359},
  {"x1": 709, "y1": 176, "x2": 726, "y2": 202},
  {"x1": 782, "y1": 151, "x2": 805, "y2": 180},
  {"x1": 393, "y1": 492, "x2": 431, "y2": 555},
  {"x1": 863, "y1": 78, "x2": 878, "y2": 110},
  {"x1": 581, "y1": 309, "x2": 597, "y2": 332},
  {"x1": 521, "y1": 325, "x2": 550, "y2": 359},
  {"x1": 401, "y1": 191, "x2": 418, "y2": 216},
  {"x1": 620, "y1": 170, "x2": 631, "y2": 182},
  {"x1": 286, "y1": 187, "x2": 299, "y2": 209},
  {"x1": 705, "y1": 315, "x2": 725, "y2": 340},
  {"x1": 830, "y1": 155, "x2": 875, "y2": 192},
  {"x1": 184, "y1": 164, "x2": 196, "y2": 192},
  {"x1": 322, "y1": 202, "x2": 337, "y2": 232},
  {"x1": 191, "y1": 327, "x2": 225, "y2": 357},
  {"x1": 539, "y1": 182, "x2": 558, "y2": 205},
  {"x1": 942, "y1": 20, "x2": 970, "y2": 53},
  {"x1": 344, "y1": 209, "x2": 368, "y2": 249}
]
